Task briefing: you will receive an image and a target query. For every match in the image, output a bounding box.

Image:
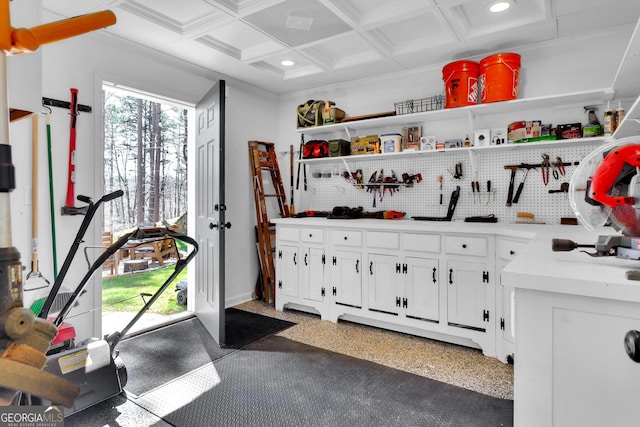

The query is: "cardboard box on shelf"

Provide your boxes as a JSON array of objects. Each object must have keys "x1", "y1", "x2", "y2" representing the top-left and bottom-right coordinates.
[
  {"x1": 402, "y1": 126, "x2": 421, "y2": 151},
  {"x1": 556, "y1": 123, "x2": 582, "y2": 140},
  {"x1": 350, "y1": 135, "x2": 380, "y2": 155}
]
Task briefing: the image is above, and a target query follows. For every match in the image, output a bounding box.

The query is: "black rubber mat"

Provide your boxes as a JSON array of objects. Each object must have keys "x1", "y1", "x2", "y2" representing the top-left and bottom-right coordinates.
[
  {"x1": 117, "y1": 310, "x2": 294, "y2": 396},
  {"x1": 135, "y1": 335, "x2": 513, "y2": 427},
  {"x1": 224, "y1": 307, "x2": 295, "y2": 349}
]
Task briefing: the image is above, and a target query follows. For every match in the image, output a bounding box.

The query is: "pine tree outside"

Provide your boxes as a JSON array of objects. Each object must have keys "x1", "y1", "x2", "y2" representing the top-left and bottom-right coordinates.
[{"x1": 101, "y1": 85, "x2": 191, "y2": 320}]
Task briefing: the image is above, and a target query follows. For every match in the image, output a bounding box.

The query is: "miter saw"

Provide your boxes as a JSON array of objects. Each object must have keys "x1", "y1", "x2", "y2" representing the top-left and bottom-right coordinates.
[
  {"x1": 552, "y1": 138, "x2": 640, "y2": 262},
  {"x1": 551, "y1": 138, "x2": 640, "y2": 364}
]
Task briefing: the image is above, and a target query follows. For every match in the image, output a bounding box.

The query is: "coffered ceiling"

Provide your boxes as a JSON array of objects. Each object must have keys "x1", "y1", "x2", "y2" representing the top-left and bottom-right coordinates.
[{"x1": 41, "y1": 0, "x2": 640, "y2": 95}]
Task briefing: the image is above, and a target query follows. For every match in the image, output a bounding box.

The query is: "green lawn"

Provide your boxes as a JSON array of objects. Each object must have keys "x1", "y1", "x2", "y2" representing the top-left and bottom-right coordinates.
[{"x1": 102, "y1": 267, "x2": 188, "y2": 315}]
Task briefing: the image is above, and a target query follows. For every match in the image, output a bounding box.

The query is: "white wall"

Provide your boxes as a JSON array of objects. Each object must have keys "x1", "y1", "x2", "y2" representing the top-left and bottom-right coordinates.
[{"x1": 8, "y1": 12, "x2": 279, "y2": 341}]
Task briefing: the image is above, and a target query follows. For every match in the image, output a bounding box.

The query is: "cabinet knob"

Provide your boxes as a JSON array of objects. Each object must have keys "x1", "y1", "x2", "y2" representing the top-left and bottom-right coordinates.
[
  {"x1": 510, "y1": 250, "x2": 516, "y2": 255},
  {"x1": 625, "y1": 330, "x2": 640, "y2": 363},
  {"x1": 462, "y1": 244, "x2": 467, "y2": 249},
  {"x1": 309, "y1": 234, "x2": 313, "y2": 238},
  {"x1": 344, "y1": 236, "x2": 348, "y2": 240}
]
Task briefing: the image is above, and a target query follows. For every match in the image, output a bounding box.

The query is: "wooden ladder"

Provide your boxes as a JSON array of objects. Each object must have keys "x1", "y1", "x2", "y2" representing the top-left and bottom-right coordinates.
[{"x1": 248, "y1": 141, "x2": 290, "y2": 304}]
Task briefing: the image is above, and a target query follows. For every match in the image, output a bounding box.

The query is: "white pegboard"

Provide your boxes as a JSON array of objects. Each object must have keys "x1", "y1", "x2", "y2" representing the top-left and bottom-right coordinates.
[{"x1": 295, "y1": 142, "x2": 600, "y2": 225}]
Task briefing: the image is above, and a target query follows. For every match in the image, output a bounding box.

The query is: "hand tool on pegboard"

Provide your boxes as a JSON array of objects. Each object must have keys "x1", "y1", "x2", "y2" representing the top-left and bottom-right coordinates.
[
  {"x1": 289, "y1": 144, "x2": 295, "y2": 215},
  {"x1": 61, "y1": 88, "x2": 87, "y2": 215},
  {"x1": 541, "y1": 153, "x2": 551, "y2": 186},
  {"x1": 553, "y1": 156, "x2": 566, "y2": 180},
  {"x1": 512, "y1": 165, "x2": 536, "y2": 204},
  {"x1": 367, "y1": 170, "x2": 378, "y2": 207},
  {"x1": 486, "y1": 180, "x2": 495, "y2": 205},
  {"x1": 471, "y1": 181, "x2": 479, "y2": 203},
  {"x1": 505, "y1": 166, "x2": 518, "y2": 206}
]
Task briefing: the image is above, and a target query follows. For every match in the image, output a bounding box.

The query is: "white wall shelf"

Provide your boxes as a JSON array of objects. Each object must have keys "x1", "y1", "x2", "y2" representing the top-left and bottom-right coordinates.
[
  {"x1": 297, "y1": 137, "x2": 606, "y2": 164},
  {"x1": 296, "y1": 88, "x2": 615, "y2": 138}
]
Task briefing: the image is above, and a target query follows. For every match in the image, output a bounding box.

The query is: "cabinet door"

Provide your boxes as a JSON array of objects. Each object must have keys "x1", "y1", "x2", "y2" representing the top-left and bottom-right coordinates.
[
  {"x1": 496, "y1": 238, "x2": 527, "y2": 346},
  {"x1": 277, "y1": 244, "x2": 299, "y2": 298},
  {"x1": 405, "y1": 256, "x2": 439, "y2": 322},
  {"x1": 367, "y1": 253, "x2": 400, "y2": 315},
  {"x1": 332, "y1": 250, "x2": 362, "y2": 308},
  {"x1": 500, "y1": 272, "x2": 515, "y2": 344},
  {"x1": 447, "y1": 260, "x2": 489, "y2": 330},
  {"x1": 302, "y1": 246, "x2": 325, "y2": 302}
]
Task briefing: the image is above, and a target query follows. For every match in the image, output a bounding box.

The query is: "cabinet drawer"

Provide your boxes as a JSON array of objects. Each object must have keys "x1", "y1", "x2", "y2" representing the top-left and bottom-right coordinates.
[
  {"x1": 332, "y1": 230, "x2": 362, "y2": 247},
  {"x1": 444, "y1": 235, "x2": 488, "y2": 257},
  {"x1": 403, "y1": 233, "x2": 440, "y2": 253},
  {"x1": 496, "y1": 238, "x2": 529, "y2": 261},
  {"x1": 278, "y1": 227, "x2": 299, "y2": 242},
  {"x1": 367, "y1": 231, "x2": 399, "y2": 249},
  {"x1": 301, "y1": 228, "x2": 324, "y2": 244}
]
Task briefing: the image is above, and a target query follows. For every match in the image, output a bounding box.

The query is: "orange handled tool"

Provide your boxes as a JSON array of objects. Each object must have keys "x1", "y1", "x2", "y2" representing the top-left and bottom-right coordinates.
[
  {"x1": 7, "y1": 10, "x2": 117, "y2": 53},
  {"x1": 61, "y1": 88, "x2": 86, "y2": 215}
]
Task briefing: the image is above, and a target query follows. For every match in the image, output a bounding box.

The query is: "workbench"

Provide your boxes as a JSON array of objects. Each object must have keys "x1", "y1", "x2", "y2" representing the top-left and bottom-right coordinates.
[
  {"x1": 502, "y1": 224, "x2": 640, "y2": 426},
  {"x1": 273, "y1": 217, "x2": 552, "y2": 362}
]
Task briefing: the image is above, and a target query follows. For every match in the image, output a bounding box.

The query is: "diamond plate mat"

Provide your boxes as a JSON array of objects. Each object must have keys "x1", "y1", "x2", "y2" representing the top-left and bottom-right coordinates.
[{"x1": 134, "y1": 336, "x2": 513, "y2": 427}]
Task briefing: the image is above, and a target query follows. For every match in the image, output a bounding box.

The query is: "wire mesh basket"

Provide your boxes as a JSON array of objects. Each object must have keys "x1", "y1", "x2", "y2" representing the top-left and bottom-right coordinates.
[{"x1": 394, "y1": 94, "x2": 445, "y2": 115}]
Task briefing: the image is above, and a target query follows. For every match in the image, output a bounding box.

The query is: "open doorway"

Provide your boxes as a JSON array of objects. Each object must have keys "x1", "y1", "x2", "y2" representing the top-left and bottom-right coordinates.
[{"x1": 100, "y1": 82, "x2": 194, "y2": 336}]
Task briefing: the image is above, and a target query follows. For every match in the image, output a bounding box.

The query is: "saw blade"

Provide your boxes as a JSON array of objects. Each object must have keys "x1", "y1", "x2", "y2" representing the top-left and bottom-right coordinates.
[{"x1": 611, "y1": 204, "x2": 640, "y2": 235}]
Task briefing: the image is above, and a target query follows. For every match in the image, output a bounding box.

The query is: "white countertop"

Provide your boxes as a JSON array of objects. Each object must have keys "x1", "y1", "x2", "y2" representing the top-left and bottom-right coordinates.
[
  {"x1": 274, "y1": 217, "x2": 640, "y2": 302},
  {"x1": 502, "y1": 225, "x2": 640, "y2": 303},
  {"x1": 272, "y1": 217, "x2": 542, "y2": 239}
]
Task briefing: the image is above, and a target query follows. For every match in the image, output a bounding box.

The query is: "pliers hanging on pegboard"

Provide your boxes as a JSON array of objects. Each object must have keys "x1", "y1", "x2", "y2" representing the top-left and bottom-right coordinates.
[
  {"x1": 382, "y1": 170, "x2": 399, "y2": 197},
  {"x1": 555, "y1": 156, "x2": 566, "y2": 177},
  {"x1": 541, "y1": 153, "x2": 551, "y2": 186}
]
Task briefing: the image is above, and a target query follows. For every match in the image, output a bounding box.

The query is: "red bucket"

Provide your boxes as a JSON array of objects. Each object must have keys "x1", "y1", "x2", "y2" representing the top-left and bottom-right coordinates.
[
  {"x1": 442, "y1": 60, "x2": 479, "y2": 108},
  {"x1": 480, "y1": 53, "x2": 521, "y2": 103}
]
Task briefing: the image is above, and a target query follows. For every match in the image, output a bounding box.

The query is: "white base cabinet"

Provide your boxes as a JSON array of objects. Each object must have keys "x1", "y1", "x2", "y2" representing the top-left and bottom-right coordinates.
[
  {"x1": 331, "y1": 249, "x2": 362, "y2": 309},
  {"x1": 275, "y1": 220, "x2": 528, "y2": 361}
]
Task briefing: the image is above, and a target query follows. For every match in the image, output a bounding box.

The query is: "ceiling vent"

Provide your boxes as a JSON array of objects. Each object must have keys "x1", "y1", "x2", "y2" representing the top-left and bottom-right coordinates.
[{"x1": 286, "y1": 15, "x2": 314, "y2": 31}]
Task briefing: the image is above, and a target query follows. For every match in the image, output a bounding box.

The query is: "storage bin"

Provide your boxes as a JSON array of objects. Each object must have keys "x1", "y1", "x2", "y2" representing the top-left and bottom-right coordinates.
[
  {"x1": 480, "y1": 53, "x2": 521, "y2": 103},
  {"x1": 380, "y1": 133, "x2": 402, "y2": 153},
  {"x1": 442, "y1": 60, "x2": 479, "y2": 108}
]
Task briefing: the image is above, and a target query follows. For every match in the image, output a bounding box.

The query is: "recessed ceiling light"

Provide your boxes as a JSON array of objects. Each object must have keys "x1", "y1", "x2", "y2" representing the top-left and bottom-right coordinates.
[
  {"x1": 489, "y1": 1, "x2": 512, "y2": 13},
  {"x1": 281, "y1": 60, "x2": 295, "y2": 67}
]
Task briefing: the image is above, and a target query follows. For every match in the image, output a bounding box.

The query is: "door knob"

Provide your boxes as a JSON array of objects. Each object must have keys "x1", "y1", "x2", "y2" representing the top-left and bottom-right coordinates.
[{"x1": 209, "y1": 222, "x2": 231, "y2": 230}]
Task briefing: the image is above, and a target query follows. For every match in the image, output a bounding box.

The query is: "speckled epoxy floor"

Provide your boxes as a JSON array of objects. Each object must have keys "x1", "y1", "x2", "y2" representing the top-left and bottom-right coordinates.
[{"x1": 234, "y1": 300, "x2": 514, "y2": 400}]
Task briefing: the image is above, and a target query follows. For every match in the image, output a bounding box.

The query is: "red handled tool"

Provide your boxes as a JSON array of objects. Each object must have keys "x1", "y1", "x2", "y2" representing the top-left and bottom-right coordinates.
[
  {"x1": 541, "y1": 153, "x2": 550, "y2": 186},
  {"x1": 62, "y1": 88, "x2": 87, "y2": 215}
]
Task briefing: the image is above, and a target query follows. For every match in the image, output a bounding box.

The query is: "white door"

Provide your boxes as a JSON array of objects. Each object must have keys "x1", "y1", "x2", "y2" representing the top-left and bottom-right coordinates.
[{"x1": 194, "y1": 80, "x2": 227, "y2": 344}]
